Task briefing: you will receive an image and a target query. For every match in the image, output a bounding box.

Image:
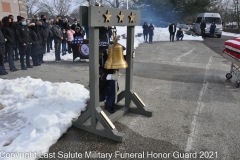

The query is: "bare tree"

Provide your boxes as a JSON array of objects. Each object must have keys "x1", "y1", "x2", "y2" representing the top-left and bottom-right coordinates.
[
  {"x1": 212, "y1": 0, "x2": 232, "y2": 23},
  {"x1": 73, "y1": 0, "x2": 89, "y2": 6},
  {"x1": 38, "y1": 0, "x2": 73, "y2": 17},
  {"x1": 26, "y1": 0, "x2": 40, "y2": 18},
  {"x1": 104, "y1": 0, "x2": 127, "y2": 8},
  {"x1": 69, "y1": 7, "x2": 79, "y2": 20}
]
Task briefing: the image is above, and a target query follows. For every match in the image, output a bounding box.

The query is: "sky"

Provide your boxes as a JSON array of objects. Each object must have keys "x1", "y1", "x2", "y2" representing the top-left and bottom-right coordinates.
[{"x1": 1, "y1": 26, "x2": 235, "y2": 160}]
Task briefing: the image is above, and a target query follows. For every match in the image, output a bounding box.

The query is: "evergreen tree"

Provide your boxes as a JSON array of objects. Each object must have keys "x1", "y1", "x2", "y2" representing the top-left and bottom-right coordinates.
[{"x1": 132, "y1": 0, "x2": 217, "y2": 25}]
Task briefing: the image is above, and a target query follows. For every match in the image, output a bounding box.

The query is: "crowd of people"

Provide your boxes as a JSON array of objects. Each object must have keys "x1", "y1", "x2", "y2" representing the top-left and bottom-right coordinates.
[
  {"x1": 142, "y1": 21, "x2": 185, "y2": 43},
  {"x1": 0, "y1": 14, "x2": 87, "y2": 75}
]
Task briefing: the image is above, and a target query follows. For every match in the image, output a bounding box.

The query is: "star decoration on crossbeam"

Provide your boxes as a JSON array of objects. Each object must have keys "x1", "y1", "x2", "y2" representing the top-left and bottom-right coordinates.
[
  {"x1": 129, "y1": 12, "x2": 135, "y2": 23},
  {"x1": 117, "y1": 11, "x2": 125, "y2": 23},
  {"x1": 104, "y1": 10, "x2": 112, "y2": 22}
]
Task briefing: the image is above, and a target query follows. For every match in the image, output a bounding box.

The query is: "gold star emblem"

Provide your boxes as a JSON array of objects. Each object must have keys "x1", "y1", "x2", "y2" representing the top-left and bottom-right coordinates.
[
  {"x1": 129, "y1": 12, "x2": 135, "y2": 23},
  {"x1": 104, "y1": 10, "x2": 112, "y2": 22},
  {"x1": 117, "y1": 11, "x2": 125, "y2": 23}
]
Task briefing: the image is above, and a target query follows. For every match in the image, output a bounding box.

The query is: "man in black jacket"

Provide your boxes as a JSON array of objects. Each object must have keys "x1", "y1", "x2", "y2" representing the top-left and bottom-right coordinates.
[
  {"x1": 176, "y1": 28, "x2": 184, "y2": 41},
  {"x1": 16, "y1": 16, "x2": 33, "y2": 70},
  {"x1": 0, "y1": 29, "x2": 7, "y2": 75},
  {"x1": 8, "y1": 15, "x2": 20, "y2": 61},
  {"x1": 200, "y1": 20, "x2": 206, "y2": 38},
  {"x1": 51, "y1": 18, "x2": 63, "y2": 62},
  {"x1": 39, "y1": 15, "x2": 49, "y2": 56},
  {"x1": 169, "y1": 22, "x2": 176, "y2": 42}
]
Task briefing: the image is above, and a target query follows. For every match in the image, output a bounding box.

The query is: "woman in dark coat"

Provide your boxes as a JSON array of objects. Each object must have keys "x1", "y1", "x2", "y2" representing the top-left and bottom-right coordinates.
[
  {"x1": 148, "y1": 23, "x2": 154, "y2": 44},
  {"x1": 1, "y1": 16, "x2": 17, "y2": 72}
]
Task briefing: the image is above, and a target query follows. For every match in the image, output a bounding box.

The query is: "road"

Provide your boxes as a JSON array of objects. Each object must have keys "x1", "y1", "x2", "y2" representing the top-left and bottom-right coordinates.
[
  {"x1": 202, "y1": 35, "x2": 232, "y2": 56},
  {"x1": 1, "y1": 35, "x2": 240, "y2": 160}
]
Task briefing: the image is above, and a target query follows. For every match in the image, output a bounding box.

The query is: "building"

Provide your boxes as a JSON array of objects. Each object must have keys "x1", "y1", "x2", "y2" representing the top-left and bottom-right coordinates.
[{"x1": 0, "y1": 0, "x2": 27, "y2": 21}]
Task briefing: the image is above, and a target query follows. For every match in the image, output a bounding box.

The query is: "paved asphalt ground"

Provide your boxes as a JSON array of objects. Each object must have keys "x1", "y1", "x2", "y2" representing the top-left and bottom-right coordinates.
[{"x1": 1, "y1": 35, "x2": 240, "y2": 160}]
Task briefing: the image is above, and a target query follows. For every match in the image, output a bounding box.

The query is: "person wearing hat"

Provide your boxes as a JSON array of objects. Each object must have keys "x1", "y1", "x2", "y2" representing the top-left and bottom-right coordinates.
[
  {"x1": 16, "y1": 16, "x2": 33, "y2": 70},
  {"x1": 176, "y1": 28, "x2": 184, "y2": 41},
  {"x1": 73, "y1": 26, "x2": 84, "y2": 38}
]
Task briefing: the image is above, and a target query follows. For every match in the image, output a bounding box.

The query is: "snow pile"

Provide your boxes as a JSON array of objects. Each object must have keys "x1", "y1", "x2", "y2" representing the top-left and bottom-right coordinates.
[
  {"x1": 222, "y1": 31, "x2": 240, "y2": 37},
  {"x1": 0, "y1": 77, "x2": 89, "y2": 160}
]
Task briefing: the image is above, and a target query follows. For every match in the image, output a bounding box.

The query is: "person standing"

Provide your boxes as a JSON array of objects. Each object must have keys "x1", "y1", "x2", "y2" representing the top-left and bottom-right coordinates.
[
  {"x1": 176, "y1": 28, "x2": 184, "y2": 40},
  {"x1": 71, "y1": 18, "x2": 81, "y2": 31},
  {"x1": 66, "y1": 26, "x2": 74, "y2": 53},
  {"x1": 0, "y1": 27, "x2": 8, "y2": 75},
  {"x1": 200, "y1": 20, "x2": 206, "y2": 38},
  {"x1": 52, "y1": 18, "x2": 63, "y2": 62},
  {"x1": 8, "y1": 15, "x2": 20, "y2": 61},
  {"x1": 210, "y1": 22, "x2": 216, "y2": 37},
  {"x1": 47, "y1": 19, "x2": 53, "y2": 52},
  {"x1": 56, "y1": 16, "x2": 64, "y2": 29},
  {"x1": 148, "y1": 23, "x2": 154, "y2": 44},
  {"x1": 31, "y1": 14, "x2": 39, "y2": 24},
  {"x1": 62, "y1": 28, "x2": 68, "y2": 56},
  {"x1": 168, "y1": 22, "x2": 176, "y2": 42},
  {"x1": 142, "y1": 22, "x2": 148, "y2": 42},
  {"x1": 16, "y1": 16, "x2": 33, "y2": 70},
  {"x1": 99, "y1": 27, "x2": 118, "y2": 114},
  {"x1": 62, "y1": 18, "x2": 69, "y2": 30},
  {"x1": 39, "y1": 15, "x2": 49, "y2": 56},
  {"x1": 1, "y1": 16, "x2": 18, "y2": 72},
  {"x1": 29, "y1": 23, "x2": 42, "y2": 66}
]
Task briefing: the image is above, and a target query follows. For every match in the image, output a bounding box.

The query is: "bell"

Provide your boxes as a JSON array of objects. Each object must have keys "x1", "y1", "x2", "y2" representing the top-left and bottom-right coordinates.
[
  {"x1": 104, "y1": 34, "x2": 128, "y2": 69},
  {"x1": 104, "y1": 45, "x2": 113, "y2": 69}
]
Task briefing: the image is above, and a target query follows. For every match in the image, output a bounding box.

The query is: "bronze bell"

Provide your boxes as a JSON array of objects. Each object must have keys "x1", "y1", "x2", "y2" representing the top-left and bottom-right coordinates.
[
  {"x1": 104, "y1": 32, "x2": 128, "y2": 69},
  {"x1": 103, "y1": 44, "x2": 113, "y2": 69}
]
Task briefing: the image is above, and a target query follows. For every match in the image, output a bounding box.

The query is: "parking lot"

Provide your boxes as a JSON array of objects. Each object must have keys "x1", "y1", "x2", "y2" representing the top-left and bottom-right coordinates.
[{"x1": 2, "y1": 36, "x2": 240, "y2": 160}]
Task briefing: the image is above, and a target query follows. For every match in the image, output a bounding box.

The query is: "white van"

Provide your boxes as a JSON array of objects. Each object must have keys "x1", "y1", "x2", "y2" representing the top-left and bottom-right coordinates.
[{"x1": 194, "y1": 13, "x2": 223, "y2": 38}]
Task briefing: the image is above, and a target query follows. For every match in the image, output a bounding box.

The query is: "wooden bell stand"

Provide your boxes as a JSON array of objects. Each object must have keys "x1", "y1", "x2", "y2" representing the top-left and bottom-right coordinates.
[{"x1": 73, "y1": 6, "x2": 152, "y2": 142}]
